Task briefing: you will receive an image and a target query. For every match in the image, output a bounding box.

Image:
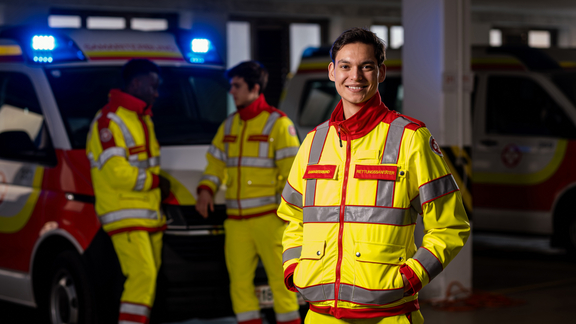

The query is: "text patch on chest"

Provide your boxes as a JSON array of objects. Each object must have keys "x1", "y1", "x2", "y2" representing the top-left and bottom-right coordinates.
[
  {"x1": 223, "y1": 135, "x2": 237, "y2": 143},
  {"x1": 354, "y1": 165, "x2": 397, "y2": 181},
  {"x1": 303, "y1": 164, "x2": 338, "y2": 179}
]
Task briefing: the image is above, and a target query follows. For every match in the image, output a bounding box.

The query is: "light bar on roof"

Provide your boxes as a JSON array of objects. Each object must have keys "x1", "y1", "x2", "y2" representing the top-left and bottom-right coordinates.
[
  {"x1": 192, "y1": 38, "x2": 210, "y2": 53},
  {"x1": 32, "y1": 35, "x2": 55, "y2": 50}
]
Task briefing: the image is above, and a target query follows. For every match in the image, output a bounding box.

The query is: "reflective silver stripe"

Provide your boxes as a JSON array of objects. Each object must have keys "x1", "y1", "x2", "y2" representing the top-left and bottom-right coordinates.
[
  {"x1": 99, "y1": 209, "x2": 158, "y2": 225},
  {"x1": 208, "y1": 145, "x2": 227, "y2": 162},
  {"x1": 276, "y1": 310, "x2": 300, "y2": 322},
  {"x1": 120, "y1": 303, "x2": 150, "y2": 317},
  {"x1": 411, "y1": 195, "x2": 423, "y2": 214},
  {"x1": 226, "y1": 195, "x2": 277, "y2": 209},
  {"x1": 413, "y1": 248, "x2": 443, "y2": 280},
  {"x1": 344, "y1": 206, "x2": 413, "y2": 225},
  {"x1": 224, "y1": 114, "x2": 235, "y2": 156},
  {"x1": 129, "y1": 160, "x2": 149, "y2": 169},
  {"x1": 227, "y1": 157, "x2": 275, "y2": 168},
  {"x1": 303, "y1": 206, "x2": 340, "y2": 223},
  {"x1": 297, "y1": 283, "x2": 335, "y2": 302},
  {"x1": 276, "y1": 146, "x2": 299, "y2": 161},
  {"x1": 377, "y1": 117, "x2": 412, "y2": 207},
  {"x1": 148, "y1": 156, "x2": 160, "y2": 167},
  {"x1": 339, "y1": 283, "x2": 403, "y2": 305},
  {"x1": 200, "y1": 174, "x2": 221, "y2": 188},
  {"x1": 419, "y1": 175, "x2": 459, "y2": 204},
  {"x1": 282, "y1": 183, "x2": 303, "y2": 208},
  {"x1": 237, "y1": 310, "x2": 260, "y2": 322},
  {"x1": 259, "y1": 112, "x2": 281, "y2": 157},
  {"x1": 133, "y1": 169, "x2": 147, "y2": 191},
  {"x1": 87, "y1": 152, "x2": 98, "y2": 168},
  {"x1": 97, "y1": 147, "x2": 127, "y2": 169},
  {"x1": 282, "y1": 246, "x2": 302, "y2": 263},
  {"x1": 305, "y1": 121, "x2": 330, "y2": 207},
  {"x1": 107, "y1": 112, "x2": 135, "y2": 147}
]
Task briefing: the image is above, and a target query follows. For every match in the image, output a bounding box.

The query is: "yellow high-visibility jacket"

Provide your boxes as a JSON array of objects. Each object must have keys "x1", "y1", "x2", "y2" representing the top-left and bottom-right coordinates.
[
  {"x1": 86, "y1": 89, "x2": 165, "y2": 235},
  {"x1": 278, "y1": 93, "x2": 470, "y2": 319},
  {"x1": 198, "y1": 94, "x2": 300, "y2": 219}
]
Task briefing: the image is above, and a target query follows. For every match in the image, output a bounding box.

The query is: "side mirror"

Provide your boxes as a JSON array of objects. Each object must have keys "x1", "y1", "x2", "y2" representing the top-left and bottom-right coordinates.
[{"x1": 0, "y1": 130, "x2": 56, "y2": 165}]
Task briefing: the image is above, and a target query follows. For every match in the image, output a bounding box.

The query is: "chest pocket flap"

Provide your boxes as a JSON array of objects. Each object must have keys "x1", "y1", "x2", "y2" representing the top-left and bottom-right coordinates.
[
  {"x1": 354, "y1": 242, "x2": 406, "y2": 265},
  {"x1": 303, "y1": 164, "x2": 339, "y2": 179},
  {"x1": 301, "y1": 241, "x2": 326, "y2": 260}
]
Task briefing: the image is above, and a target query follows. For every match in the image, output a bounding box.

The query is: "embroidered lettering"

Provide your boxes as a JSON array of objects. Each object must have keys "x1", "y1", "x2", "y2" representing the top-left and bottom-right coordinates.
[
  {"x1": 303, "y1": 165, "x2": 338, "y2": 179},
  {"x1": 354, "y1": 165, "x2": 398, "y2": 180}
]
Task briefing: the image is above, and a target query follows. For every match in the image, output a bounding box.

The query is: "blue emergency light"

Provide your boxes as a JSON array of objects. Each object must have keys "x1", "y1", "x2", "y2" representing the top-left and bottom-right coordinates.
[
  {"x1": 191, "y1": 38, "x2": 210, "y2": 53},
  {"x1": 175, "y1": 30, "x2": 223, "y2": 65}
]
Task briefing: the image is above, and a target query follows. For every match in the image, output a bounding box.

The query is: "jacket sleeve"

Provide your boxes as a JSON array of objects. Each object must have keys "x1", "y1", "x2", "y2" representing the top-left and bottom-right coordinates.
[
  {"x1": 272, "y1": 116, "x2": 301, "y2": 194},
  {"x1": 87, "y1": 117, "x2": 159, "y2": 192},
  {"x1": 197, "y1": 121, "x2": 228, "y2": 196},
  {"x1": 276, "y1": 132, "x2": 311, "y2": 292},
  {"x1": 400, "y1": 127, "x2": 471, "y2": 294}
]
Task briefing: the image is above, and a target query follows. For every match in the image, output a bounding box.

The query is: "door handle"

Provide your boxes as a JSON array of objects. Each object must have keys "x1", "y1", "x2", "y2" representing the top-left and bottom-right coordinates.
[{"x1": 480, "y1": 139, "x2": 498, "y2": 146}]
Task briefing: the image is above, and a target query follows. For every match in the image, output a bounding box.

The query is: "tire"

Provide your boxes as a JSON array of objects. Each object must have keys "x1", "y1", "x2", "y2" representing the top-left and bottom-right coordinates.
[{"x1": 47, "y1": 251, "x2": 96, "y2": 324}]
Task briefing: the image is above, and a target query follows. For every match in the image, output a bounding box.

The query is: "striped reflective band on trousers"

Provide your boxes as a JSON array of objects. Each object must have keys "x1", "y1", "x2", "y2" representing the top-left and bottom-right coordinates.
[
  {"x1": 119, "y1": 302, "x2": 150, "y2": 324},
  {"x1": 237, "y1": 310, "x2": 260, "y2": 322},
  {"x1": 276, "y1": 146, "x2": 299, "y2": 161},
  {"x1": 413, "y1": 248, "x2": 443, "y2": 280},
  {"x1": 226, "y1": 195, "x2": 277, "y2": 209},
  {"x1": 305, "y1": 121, "x2": 330, "y2": 207},
  {"x1": 282, "y1": 246, "x2": 302, "y2": 263},
  {"x1": 377, "y1": 117, "x2": 412, "y2": 207},
  {"x1": 259, "y1": 112, "x2": 281, "y2": 157},
  {"x1": 200, "y1": 174, "x2": 221, "y2": 188},
  {"x1": 208, "y1": 144, "x2": 227, "y2": 163},
  {"x1": 302, "y1": 206, "x2": 413, "y2": 225},
  {"x1": 297, "y1": 283, "x2": 403, "y2": 305},
  {"x1": 226, "y1": 157, "x2": 275, "y2": 168},
  {"x1": 282, "y1": 183, "x2": 303, "y2": 208},
  {"x1": 107, "y1": 112, "x2": 136, "y2": 147},
  {"x1": 224, "y1": 114, "x2": 235, "y2": 155},
  {"x1": 276, "y1": 310, "x2": 300, "y2": 322},
  {"x1": 99, "y1": 209, "x2": 158, "y2": 225}
]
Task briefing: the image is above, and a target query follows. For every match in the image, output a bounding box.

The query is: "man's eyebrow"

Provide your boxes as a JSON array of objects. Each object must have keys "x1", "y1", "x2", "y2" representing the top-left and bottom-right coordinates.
[{"x1": 336, "y1": 59, "x2": 377, "y2": 65}]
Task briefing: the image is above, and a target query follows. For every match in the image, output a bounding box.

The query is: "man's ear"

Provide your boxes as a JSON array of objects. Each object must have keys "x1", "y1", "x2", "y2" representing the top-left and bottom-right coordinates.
[
  {"x1": 328, "y1": 62, "x2": 335, "y2": 81},
  {"x1": 379, "y1": 64, "x2": 386, "y2": 83},
  {"x1": 252, "y1": 83, "x2": 261, "y2": 95}
]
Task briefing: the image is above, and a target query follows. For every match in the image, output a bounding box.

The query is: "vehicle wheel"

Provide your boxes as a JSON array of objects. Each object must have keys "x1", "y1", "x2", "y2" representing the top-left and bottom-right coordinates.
[{"x1": 48, "y1": 251, "x2": 96, "y2": 324}]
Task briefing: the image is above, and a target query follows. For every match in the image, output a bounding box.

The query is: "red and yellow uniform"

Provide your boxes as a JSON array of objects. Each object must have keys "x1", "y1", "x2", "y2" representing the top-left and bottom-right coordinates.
[
  {"x1": 86, "y1": 89, "x2": 165, "y2": 324},
  {"x1": 278, "y1": 93, "x2": 470, "y2": 322},
  {"x1": 198, "y1": 94, "x2": 301, "y2": 324}
]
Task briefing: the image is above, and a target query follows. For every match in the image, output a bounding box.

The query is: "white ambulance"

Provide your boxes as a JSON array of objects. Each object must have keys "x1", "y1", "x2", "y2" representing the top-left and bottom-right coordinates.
[
  {"x1": 0, "y1": 25, "x2": 270, "y2": 323},
  {"x1": 279, "y1": 45, "x2": 576, "y2": 252}
]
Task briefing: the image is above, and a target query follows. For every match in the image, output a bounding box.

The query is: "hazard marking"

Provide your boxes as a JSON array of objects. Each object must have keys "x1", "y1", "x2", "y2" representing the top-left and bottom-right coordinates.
[
  {"x1": 100, "y1": 128, "x2": 112, "y2": 143},
  {"x1": 0, "y1": 171, "x2": 6, "y2": 205},
  {"x1": 288, "y1": 125, "x2": 297, "y2": 137},
  {"x1": 501, "y1": 144, "x2": 522, "y2": 168},
  {"x1": 429, "y1": 136, "x2": 443, "y2": 157}
]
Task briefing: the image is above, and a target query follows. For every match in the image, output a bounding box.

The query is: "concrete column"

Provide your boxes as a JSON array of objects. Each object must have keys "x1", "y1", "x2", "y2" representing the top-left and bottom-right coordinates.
[
  {"x1": 329, "y1": 16, "x2": 372, "y2": 44},
  {"x1": 403, "y1": 0, "x2": 473, "y2": 301}
]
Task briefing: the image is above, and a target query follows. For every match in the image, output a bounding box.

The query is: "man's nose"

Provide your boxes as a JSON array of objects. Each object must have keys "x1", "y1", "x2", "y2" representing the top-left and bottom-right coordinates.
[{"x1": 350, "y1": 67, "x2": 362, "y2": 80}]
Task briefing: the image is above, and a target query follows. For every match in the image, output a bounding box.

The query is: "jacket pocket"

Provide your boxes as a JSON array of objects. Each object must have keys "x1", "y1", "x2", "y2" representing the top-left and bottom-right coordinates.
[
  {"x1": 294, "y1": 241, "x2": 325, "y2": 290},
  {"x1": 353, "y1": 242, "x2": 406, "y2": 291}
]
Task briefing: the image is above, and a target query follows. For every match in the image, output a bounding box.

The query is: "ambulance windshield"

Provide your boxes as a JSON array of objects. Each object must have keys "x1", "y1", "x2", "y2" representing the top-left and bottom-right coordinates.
[
  {"x1": 552, "y1": 72, "x2": 576, "y2": 110},
  {"x1": 46, "y1": 66, "x2": 232, "y2": 149}
]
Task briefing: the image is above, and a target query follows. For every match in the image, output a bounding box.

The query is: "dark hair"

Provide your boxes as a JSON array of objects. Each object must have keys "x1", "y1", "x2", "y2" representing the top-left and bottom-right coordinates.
[
  {"x1": 330, "y1": 27, "x2": 386, "y2": 66},
  {"x1": 225, "y1": 61, "x2": 268, "y2": 94},
  {"x1": 122, "y1": 59, "x2": 160, "y2": 85}
]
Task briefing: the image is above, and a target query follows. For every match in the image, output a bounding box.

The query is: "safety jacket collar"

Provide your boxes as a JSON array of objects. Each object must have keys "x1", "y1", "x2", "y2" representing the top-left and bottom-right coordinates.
[
  {"x1": 108, "y1": 89, "x2": 152, "y2": 116},
  {"x1": 238, "y1": 94, "x2": 272, "y2": 121},
  {"x1": 329, "y1": 91, "x2": 390, "y2": 140}
]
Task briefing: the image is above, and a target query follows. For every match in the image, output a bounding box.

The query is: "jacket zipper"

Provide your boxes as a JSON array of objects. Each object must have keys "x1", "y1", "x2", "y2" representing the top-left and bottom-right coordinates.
[
  {"x1": 237, "y1": 120, "x2": 247, "y2": 215},
  {"x1": 334, "y1": 126, "x2": 351, "y2": 312}
]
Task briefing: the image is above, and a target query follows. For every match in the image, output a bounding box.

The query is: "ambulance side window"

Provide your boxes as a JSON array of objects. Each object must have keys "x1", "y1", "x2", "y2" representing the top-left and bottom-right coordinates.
[
  {"x1": 486, "y1": 75, "x2": 576, "y2": 138},
  {"x1": 0, "y1": 72, "x2": 55, "y2": 165}
]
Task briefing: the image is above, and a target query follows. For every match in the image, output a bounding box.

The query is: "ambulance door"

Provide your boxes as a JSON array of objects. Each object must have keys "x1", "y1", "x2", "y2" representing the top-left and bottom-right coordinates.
[
  {"x1": 472, "y1": 72, "x2": 576, "y2": 234},
  {"x1": 0, "y1": 71, "x2": 54, "y2": 272}
]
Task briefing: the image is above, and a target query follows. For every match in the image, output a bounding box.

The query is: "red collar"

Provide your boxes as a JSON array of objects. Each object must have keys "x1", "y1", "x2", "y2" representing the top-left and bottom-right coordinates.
[
  {"x1": 237, "y1": 94, "x2": 273, "y2": 120},
  {"x1": 108, "y1": 89, "x2": 152, "y2": 116},
  {"x1": 329, "y1": 92, "x2": 391, "y2": 140}
]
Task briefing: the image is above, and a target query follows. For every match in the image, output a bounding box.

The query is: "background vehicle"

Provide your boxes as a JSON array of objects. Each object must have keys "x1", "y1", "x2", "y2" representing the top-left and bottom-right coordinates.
[
  {"x1": 279, "y1": 45, "x2": 576, "y2": 252},
  {"x1": 0, "y1": 26, "x2": 281, "y2": 324}
]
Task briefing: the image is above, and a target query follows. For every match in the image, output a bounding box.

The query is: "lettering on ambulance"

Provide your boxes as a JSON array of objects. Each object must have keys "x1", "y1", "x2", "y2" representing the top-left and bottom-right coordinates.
[{"x1": 0, "y1": 164, "x2": 44, "y2": 233}]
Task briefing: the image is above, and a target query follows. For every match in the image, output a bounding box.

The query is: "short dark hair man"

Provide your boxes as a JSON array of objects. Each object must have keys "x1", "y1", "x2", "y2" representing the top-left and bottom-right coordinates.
[
  {"x1": 196, "y1": 61, "x2": 302, "y2": 324},
  {"x1": 87, "y1": 59, "x2": 171, "y2": 324},
  {"x1": 278, "y1": 27, "x2": 470, "y2": 323}
]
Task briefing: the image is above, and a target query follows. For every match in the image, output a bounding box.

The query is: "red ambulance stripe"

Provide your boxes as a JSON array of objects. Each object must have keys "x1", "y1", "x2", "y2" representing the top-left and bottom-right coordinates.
[
  {"x1": 303, "y1": 165, "x2": 337, "y2": 179},
  {"x1": 354, "y1": 165, "x2": 397, "y2": 180}
]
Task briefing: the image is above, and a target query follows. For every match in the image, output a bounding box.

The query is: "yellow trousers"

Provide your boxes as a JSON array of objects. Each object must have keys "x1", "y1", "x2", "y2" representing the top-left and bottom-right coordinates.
[
  {"x1": 304, "y1": 310, "x2": 424, "y2": 324},
  {"x1": 224, "y1": 214, "x2": 300, "y2": 323},
  {"x1": 111, "y1": 230, "x2": 163, "y2": 307}
]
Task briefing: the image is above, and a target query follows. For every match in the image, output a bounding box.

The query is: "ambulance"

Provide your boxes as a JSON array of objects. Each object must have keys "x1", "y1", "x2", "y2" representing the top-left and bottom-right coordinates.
[
  {"x1": 0, "y1": 25, "x2": 273, "y2": 323},
  {"x1": 279, "y1": 45, "x2": 576, "y2": 252}
]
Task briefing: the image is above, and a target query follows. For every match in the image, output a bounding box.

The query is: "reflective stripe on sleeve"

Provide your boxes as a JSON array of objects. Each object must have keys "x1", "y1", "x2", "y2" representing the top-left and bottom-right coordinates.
[
  {"x1": 226, "y1": 157, "x2": 275, "y2": 168},
  {"x1": 107, "y1": 112, "x2": 135, "y2": 147},
  {"x1": 276, "y1": 146, "x2": 299, "y2": 160},
  {"x1": 259, "y1": 112, "x2": 281, "y2": 157},
  {"x1": 90, "y1": 147, "x2": 126, "y2": 169},
  {"x1": 419, "y1": 175, "x2": 459, "y2": 205},
  {"x1": 208, "y1": 145, "x2": 227, "y2": 162},
  {"x1": 305, "y1": 121, "x2": 330, "y2": 207},
  {"x1": 99, "y1": 209, "x2": 158, "y2": 225},
  {"x1": 128, "y1": 156, "x2": 159, "y2": 169},
  {"x1": 339, "y1": 283, "x2": 403, "y2": 305},
  {"x1": 119, "y1": 303, "x2": 150, "y2": 317},
  {"x1": 226, "y1": 195, "x2": 277, "y2": 209},
  {"x1": 200, "y1": 174, "x2": 221, "y2": 188},
  {"x1": 133, "y1": 169, "x2": 147, "y2": 191},
  {"x1": 282, "y1": 246, "x2": 302, "y2": 263},
  {"x1": 282, "y1": 183, "x2": 303, "y2": 208},
  {"x1": 236, "y1": 310, "x2": 260, "y2": 322},
  {"x1": 297, "y1": 283, "x2": 335, "y2": 302},
  {"x1": 148, "y1": 156, "x2": 160, "y2": 167},
  {"x1": 344, "y1": 206, "x2": 413, "y2": 225},
  {"x1": 303, "y1": 206, "x2": 340, "y2": 223},
  {"x1": 413, "y1": 247, "x2": 443, "y2": 280}
]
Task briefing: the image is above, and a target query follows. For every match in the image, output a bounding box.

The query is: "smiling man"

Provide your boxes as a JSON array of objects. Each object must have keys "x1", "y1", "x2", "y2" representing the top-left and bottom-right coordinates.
[{"x1": 277, "y1": 28, "x2": 470, "y2": 324}]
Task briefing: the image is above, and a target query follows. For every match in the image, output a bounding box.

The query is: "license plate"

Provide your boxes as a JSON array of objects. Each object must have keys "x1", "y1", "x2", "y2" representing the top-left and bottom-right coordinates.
[{"x1": 255, "y1": 285, "x2": 307, "y2": 308}]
